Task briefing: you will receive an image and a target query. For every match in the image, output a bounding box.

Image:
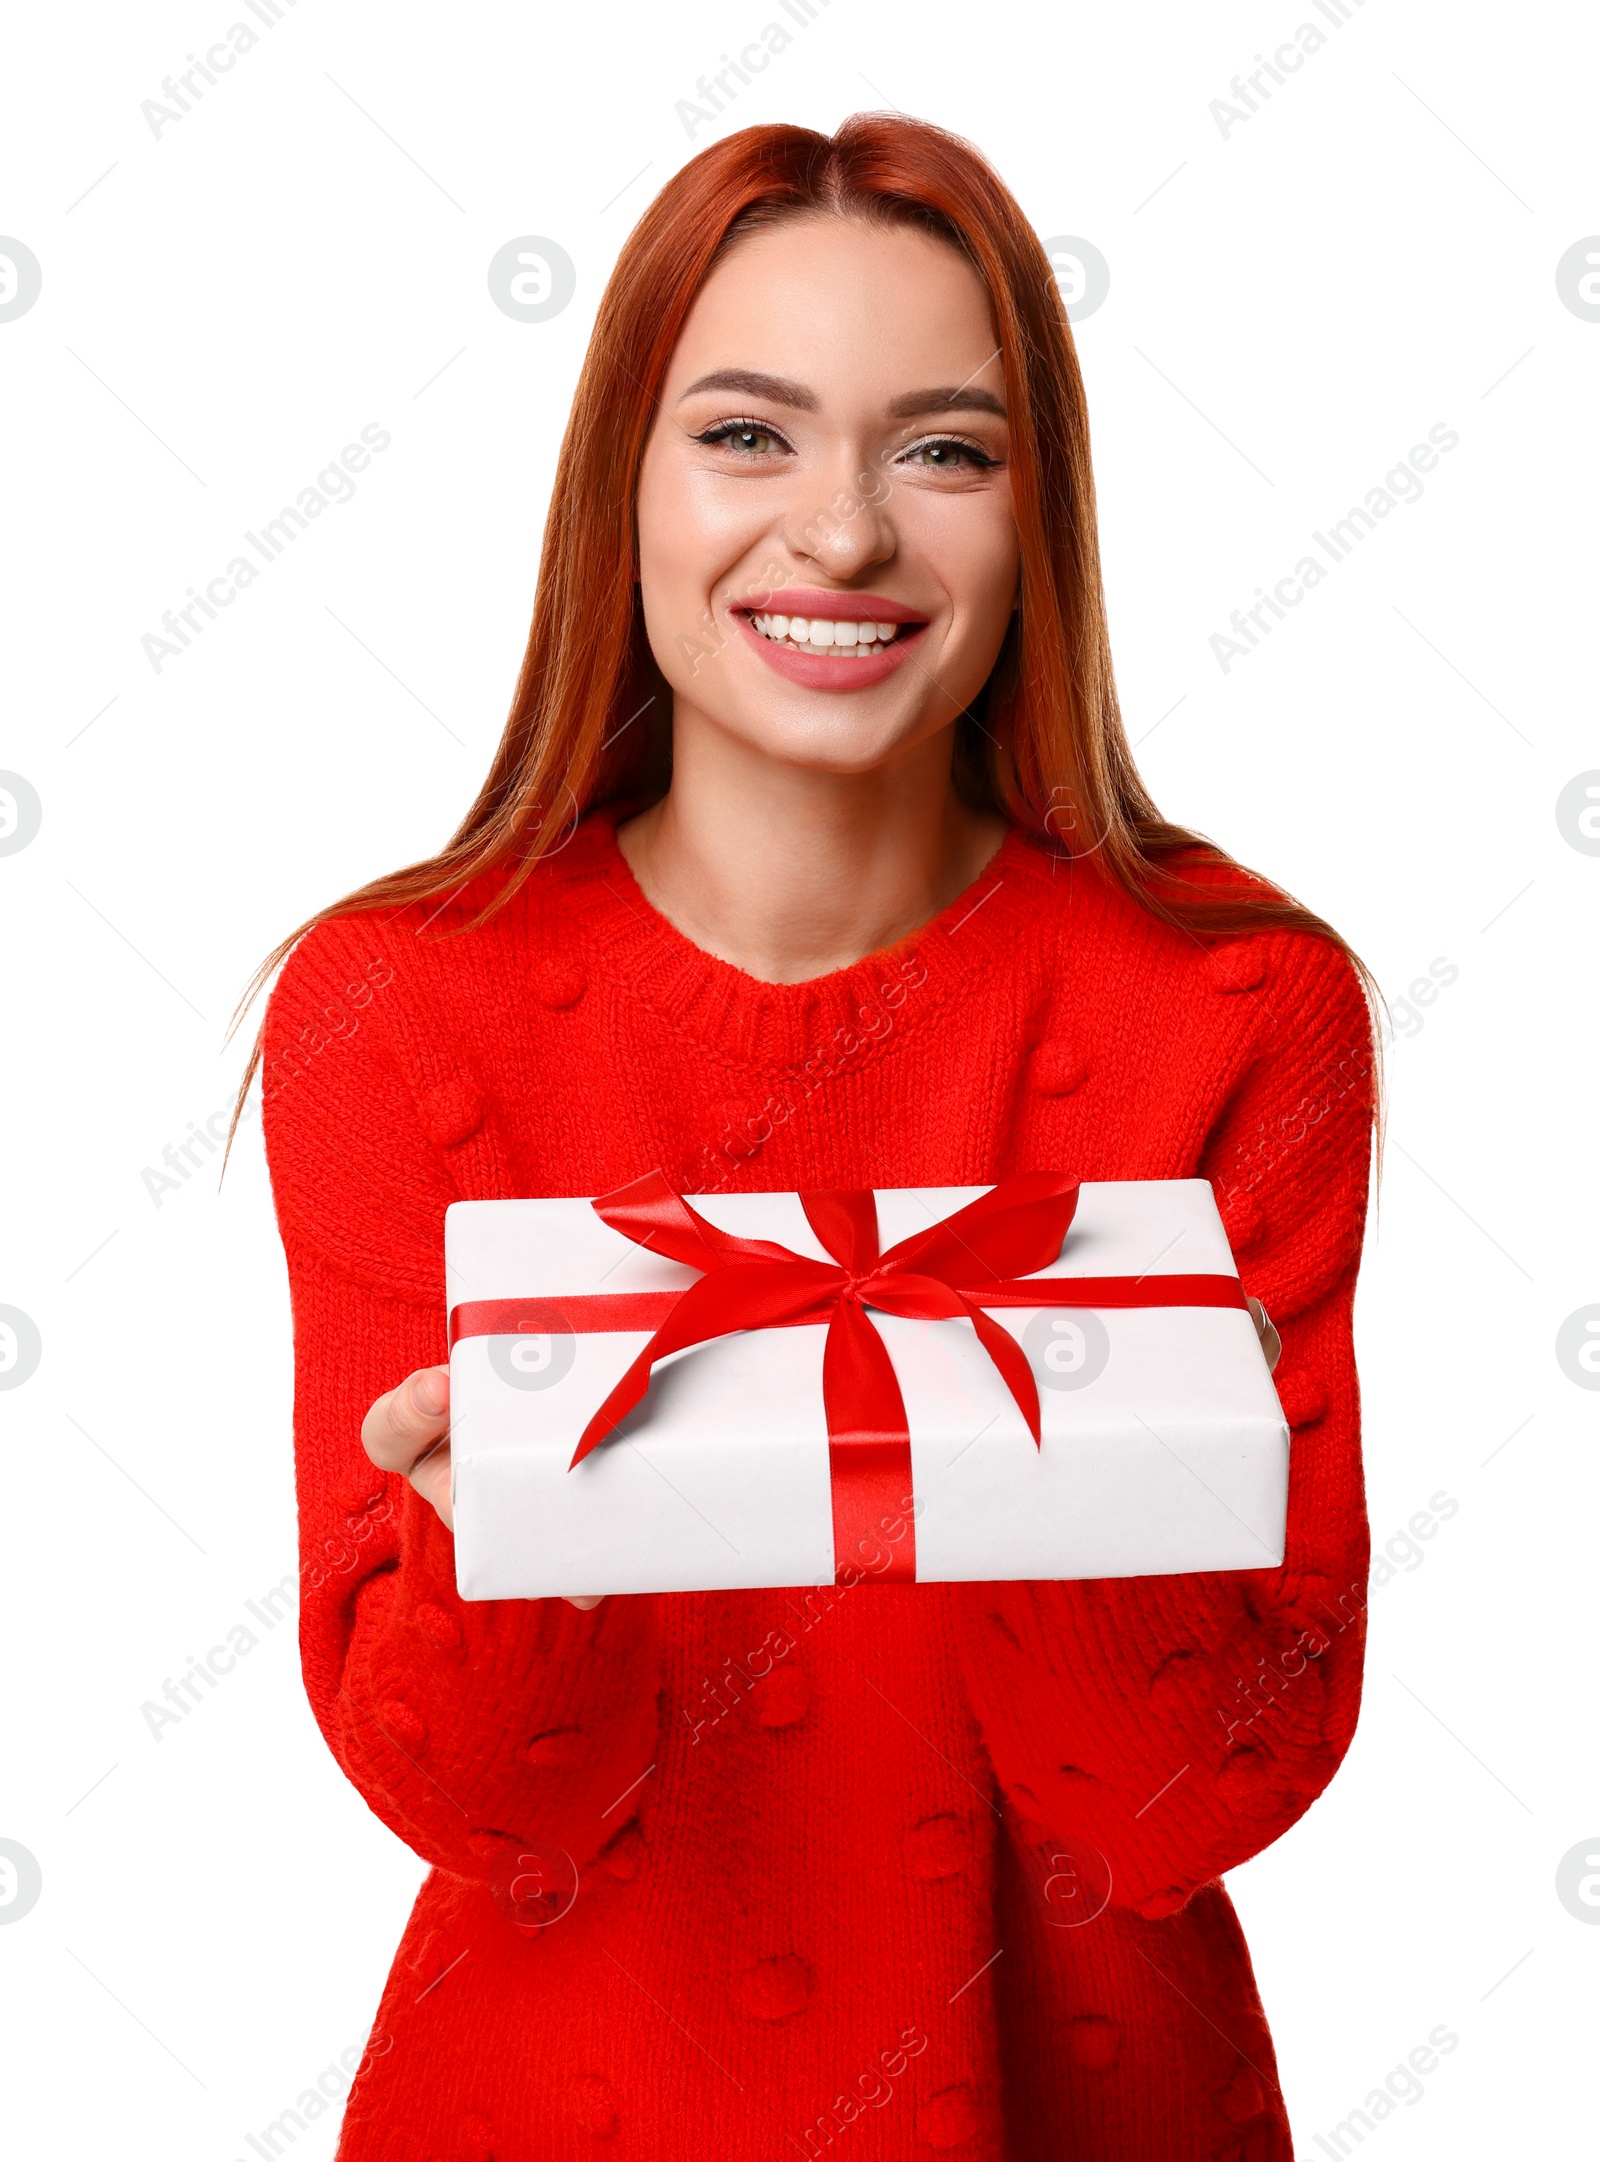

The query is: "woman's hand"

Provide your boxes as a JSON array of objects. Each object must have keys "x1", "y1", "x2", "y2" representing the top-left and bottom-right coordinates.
[{"x1": 360, "y1": 1365, "x2": 606, "y2": 1610}]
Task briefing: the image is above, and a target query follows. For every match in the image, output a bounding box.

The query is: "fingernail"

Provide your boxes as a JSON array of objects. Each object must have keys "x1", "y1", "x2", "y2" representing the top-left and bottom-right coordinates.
[{"x1": 412, "y1": 1370, "x2": 447, "y2": 1416}]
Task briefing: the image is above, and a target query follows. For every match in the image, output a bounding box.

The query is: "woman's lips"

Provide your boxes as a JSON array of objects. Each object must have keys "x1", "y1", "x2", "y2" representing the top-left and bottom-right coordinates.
[{"x1": 733, "y1": 611, "x2": 930, "y2": 692}]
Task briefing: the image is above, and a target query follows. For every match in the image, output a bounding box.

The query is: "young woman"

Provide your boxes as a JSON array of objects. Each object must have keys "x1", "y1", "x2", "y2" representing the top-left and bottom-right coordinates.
[{"x1": 252, "y1": 114, "x2": 1376, "y2": 2161}]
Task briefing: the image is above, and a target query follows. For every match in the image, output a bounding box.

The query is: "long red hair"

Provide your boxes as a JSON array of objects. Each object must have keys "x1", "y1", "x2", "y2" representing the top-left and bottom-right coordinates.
[{"x1": 231, "y1": 111, "x2": 1379, "y2": 1139}]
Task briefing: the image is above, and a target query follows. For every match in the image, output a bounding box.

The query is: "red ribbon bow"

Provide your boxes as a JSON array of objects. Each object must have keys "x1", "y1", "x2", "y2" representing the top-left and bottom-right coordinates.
[
  {"x1": 448, "y1": 1170, "x2": 1249, "y2": 1586},
  {"x1": 571, "y1": 1170, "x2": 1083, "y2": 1581}
]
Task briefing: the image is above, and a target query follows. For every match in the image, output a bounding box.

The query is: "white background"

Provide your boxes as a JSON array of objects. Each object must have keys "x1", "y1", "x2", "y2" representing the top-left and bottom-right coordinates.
[{"x1": 2, "y1": 1, "x2": 1594, "y2": 2154}]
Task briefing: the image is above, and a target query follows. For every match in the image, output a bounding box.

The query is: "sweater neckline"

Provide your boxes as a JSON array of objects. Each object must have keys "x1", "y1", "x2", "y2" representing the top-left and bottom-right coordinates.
[{"x1": 568, "y1": 803, "x2": 1048, "y2": 1071}]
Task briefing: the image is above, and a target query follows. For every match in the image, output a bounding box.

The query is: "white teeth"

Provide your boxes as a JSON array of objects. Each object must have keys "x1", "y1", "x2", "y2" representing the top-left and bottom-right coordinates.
[{"x1": 747, "y1": 611, "x2": 911, "y2": 655}]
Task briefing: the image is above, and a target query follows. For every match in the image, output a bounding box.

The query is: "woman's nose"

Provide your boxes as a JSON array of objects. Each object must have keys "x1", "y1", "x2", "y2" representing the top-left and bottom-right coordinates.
[{"x1": 782, "y1": 451, "x2": 897, "y2": 581}]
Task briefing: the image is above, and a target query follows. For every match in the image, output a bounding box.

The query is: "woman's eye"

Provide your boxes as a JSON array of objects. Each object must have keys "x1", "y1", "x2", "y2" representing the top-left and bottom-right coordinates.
[
  {"x1": 698, "y1": 420, "x2": 788, "y2": 457},
  {"x1": 900, "y1": 437, "x2": 996, "y2": 472}
]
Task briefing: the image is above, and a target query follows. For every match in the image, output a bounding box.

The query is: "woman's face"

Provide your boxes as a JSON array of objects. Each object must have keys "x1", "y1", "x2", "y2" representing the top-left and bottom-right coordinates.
[{"x1": 635, "y1": 213, "x2": 1021, "y2": 778}]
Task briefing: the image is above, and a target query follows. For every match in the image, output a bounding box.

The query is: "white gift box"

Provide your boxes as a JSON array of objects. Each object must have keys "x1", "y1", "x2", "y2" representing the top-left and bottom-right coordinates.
[{"x1": 445, "y1": 1180, "x2": 1289, "y2": 1600}]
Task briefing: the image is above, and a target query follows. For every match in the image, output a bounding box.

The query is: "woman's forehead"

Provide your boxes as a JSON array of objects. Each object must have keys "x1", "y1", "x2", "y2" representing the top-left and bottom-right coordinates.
[{"x1": 663, "y1": 215, "x2": 1003, "y2": 404}]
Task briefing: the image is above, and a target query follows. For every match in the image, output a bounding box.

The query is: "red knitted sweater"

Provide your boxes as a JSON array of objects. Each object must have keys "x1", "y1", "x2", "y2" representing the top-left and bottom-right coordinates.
[{"x1": 261, "y1": 806, "x2": 1374, "y2": 2162}]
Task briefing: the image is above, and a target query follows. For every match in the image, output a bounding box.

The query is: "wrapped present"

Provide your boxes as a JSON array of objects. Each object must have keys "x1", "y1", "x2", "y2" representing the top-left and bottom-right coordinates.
[{"x1": 445, "y1": 1173, "x2": 1289, "y2": 1599}]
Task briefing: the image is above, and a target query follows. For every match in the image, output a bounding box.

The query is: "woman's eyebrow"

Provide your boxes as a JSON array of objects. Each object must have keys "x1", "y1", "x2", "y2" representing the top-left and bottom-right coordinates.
[
  {"x1": 886, "y1": 385, "x2": 1006, "y2": 420},
  {"x1": 679, "y1": 368, "x2": 816, "y2": 409},
  {"x1": 677, "y1": 367, "x2": 1006, "y2": 421}
]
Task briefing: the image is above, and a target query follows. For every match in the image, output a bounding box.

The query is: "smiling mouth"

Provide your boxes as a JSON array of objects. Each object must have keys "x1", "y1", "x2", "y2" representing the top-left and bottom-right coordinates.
[{"x1": 741, "y1": 609, "x2": 924, "y2": 657}]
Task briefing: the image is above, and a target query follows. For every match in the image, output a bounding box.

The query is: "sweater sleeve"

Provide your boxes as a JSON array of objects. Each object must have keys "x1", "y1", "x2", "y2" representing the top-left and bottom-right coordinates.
[
  {"x1": 953, "y1": 932, "x2": 1375, "y2": 1919},
  {"x1": 261, "y1": 914, "x2": 660, "y2": 1917}
]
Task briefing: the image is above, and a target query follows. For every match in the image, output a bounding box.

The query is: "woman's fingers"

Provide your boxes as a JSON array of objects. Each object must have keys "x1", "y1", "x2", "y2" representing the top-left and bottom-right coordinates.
[
  {"x1": 1246, "y1": 1296, "x2": 1282, "y2": 1374},
  {"x1": 359, "y1": 1364, "x2": 604, "y2": 1606},
  {"x1": 363, "y1": 1365, "x2": 453, "y2": 1527},
  {"x1": 362, "y1": 1365, "x2": 451, "y2": 1474},
  {"x1": 407, "y1": 1431, "x2": 454, "y2": 1531}
]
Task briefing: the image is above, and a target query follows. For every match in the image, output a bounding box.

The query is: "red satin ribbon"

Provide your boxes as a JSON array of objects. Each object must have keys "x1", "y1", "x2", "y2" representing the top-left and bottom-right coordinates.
[{"x1": 448, "y1": 1171, "x2": 1249, "y2": 1587}]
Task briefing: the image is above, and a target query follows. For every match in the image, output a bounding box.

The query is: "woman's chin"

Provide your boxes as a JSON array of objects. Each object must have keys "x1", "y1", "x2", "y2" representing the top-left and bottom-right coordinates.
[{"x1": 711, "y1": 717, "x2": 942, "y2": 778}]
